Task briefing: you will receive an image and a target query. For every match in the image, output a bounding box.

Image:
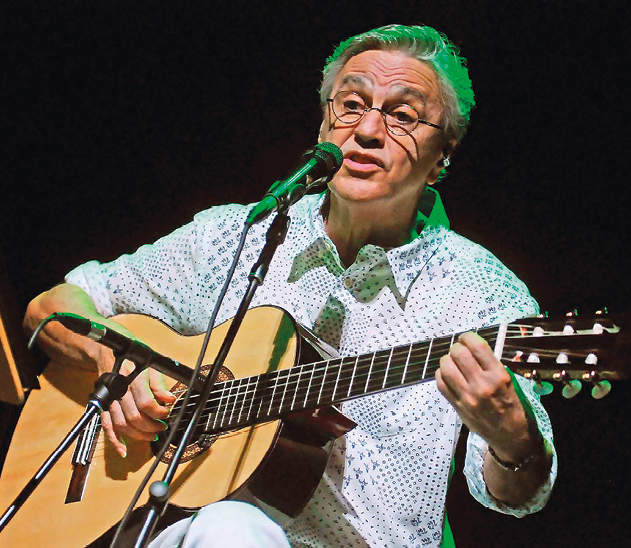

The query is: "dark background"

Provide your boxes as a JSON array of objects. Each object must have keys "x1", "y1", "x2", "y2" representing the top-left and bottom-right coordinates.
[{"x1": 1, "y1": 1, "x2": 630, "y2": 546}]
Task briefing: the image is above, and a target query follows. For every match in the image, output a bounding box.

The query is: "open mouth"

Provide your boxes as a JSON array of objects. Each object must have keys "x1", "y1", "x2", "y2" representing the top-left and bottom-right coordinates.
[{"x1": 344, "y1": 152, "x2": 385, "y2": 171}]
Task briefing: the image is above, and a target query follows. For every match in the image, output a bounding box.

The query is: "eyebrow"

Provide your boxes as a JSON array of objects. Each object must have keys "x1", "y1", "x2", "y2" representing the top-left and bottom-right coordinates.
[{"x1": 337, "y1": 75, "x2": 429, "y2": 105}]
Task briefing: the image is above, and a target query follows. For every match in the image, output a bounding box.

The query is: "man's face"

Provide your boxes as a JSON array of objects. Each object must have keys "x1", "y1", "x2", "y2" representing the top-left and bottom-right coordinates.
[{"x1": 320, "y1": 50, "x2": 449, "y2": 208}]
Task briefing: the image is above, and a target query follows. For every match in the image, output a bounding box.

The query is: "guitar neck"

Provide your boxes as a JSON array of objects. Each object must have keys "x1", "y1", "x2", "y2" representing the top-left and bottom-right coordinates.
[{"x1": 202, "y1": 326, "x2": 500, "y2": 433}]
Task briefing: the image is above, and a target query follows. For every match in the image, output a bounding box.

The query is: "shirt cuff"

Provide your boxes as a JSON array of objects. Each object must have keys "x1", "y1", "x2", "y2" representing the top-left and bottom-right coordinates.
[{"x1": 463, "y1": 374, "x2": 558, "y2": 517}]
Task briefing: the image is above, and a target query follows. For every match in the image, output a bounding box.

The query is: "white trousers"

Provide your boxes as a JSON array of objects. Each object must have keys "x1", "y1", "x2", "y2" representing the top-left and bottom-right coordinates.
[{"x1": 148, "y1": 501, "x2": 291, "y2": 548}]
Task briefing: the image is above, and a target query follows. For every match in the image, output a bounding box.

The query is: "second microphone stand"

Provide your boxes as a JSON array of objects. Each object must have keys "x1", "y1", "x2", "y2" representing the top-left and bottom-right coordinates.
[{"x1": 132, "y1": 211, "x2": 291, "y2": 547}]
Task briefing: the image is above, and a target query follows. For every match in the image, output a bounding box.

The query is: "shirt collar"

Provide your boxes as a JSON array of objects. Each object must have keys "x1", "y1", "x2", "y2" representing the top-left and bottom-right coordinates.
[{"x1": 287, "y1": 187, "x2": 450, "y2": 298}]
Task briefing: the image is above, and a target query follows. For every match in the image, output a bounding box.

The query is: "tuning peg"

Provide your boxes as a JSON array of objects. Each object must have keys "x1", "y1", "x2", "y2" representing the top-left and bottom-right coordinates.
[
  {"x1": 524, "y1": 355, "x2": 553, "y2": 395},
  {"x1": 595, "y1": 308, "x2": 608, "y2": 316},
  {"x1": 530, "y1": 370, "x2": 554, "y2": 396},
  {"x1": 563, "y1": 380, "x2": 583, "y2": 399},
  {"x1": 591, "y1": 381, "x2": 612, "y2": 399},
  {"x1": 553, "y1": 370, "x2": 582, "y2": 399},
  {"x1": 583, "y1": 370, "x2": 612, "y2": 399},
  {"x1": 566, "y1": 309, "x2": 579, "y2": 317}
]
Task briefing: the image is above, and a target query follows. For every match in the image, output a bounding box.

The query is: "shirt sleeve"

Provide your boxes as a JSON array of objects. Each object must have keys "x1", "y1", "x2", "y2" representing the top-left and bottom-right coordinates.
[
  {"x1": 64, "y1": 203, "x2": 251, "y2": 334},
  {"x1": 463, "y1": 372, "x2": 558, "y2": 517}
]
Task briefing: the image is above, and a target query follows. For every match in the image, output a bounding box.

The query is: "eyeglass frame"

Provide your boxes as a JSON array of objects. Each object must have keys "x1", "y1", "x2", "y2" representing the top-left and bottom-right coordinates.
[{"x1": 326, "y1": 90, "x2": 444, "y2": 135}]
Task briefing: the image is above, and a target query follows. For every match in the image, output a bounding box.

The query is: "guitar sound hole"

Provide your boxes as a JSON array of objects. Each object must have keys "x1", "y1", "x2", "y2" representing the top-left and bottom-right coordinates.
[{"x1": 150, "y1": 365, "x2": 235, "y2": 464}]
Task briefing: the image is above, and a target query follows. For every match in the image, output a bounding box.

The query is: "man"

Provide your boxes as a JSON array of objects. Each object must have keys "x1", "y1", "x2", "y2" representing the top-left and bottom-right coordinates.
[{"x1": 24, "y1": 24, "x2": 556, "y2": 547}]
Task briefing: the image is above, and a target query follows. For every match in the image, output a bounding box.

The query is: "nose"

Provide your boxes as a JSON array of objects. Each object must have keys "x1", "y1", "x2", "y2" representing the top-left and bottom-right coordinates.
[{"x1": 354, "y1": 107, "x2": 387, "y2": 147}]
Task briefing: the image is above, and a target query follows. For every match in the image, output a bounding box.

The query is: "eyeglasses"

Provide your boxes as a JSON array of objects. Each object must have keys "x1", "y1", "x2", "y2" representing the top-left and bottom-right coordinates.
[{"x1": 327, "y1": 90, "x2": 444, "y2": 136}]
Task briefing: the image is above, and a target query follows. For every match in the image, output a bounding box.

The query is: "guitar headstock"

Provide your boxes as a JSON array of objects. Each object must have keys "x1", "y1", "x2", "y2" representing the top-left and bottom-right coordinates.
[{"x1": 501, "y1": 310, "x2": 630, "y2": 399}]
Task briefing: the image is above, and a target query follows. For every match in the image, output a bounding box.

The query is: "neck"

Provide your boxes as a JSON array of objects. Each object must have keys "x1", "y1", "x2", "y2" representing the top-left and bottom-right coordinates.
[{"x1": 323, "y1": 193, "x2": 419, "y2": 266}]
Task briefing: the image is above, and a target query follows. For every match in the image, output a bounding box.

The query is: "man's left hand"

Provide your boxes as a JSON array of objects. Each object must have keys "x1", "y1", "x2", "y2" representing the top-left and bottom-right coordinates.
[{"x1": 435, "y1": 332, "x2": 532, "y2": 461}]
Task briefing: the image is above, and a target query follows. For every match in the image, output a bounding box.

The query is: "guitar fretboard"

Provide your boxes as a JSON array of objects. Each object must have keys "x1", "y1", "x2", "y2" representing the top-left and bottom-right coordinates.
[{"x1": 194, "y1": 326, "x2": 500, "y2": 434}]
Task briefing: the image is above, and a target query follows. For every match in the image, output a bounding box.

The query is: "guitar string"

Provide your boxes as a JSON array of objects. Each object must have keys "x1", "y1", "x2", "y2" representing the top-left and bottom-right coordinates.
[
  {"x1": 88, "y1": 340, "x2": 455, "y2": 456},
  {"x1": 157, "y1": 320, "x2": 586, "y2": 402},
  {"x1": 136, "y1": 325, "x2": 592, "y2": 431},
  {"x1": 88, "y1": 340, "x2": 590, "y2": 458},
  {"x1": 89, "y1": 348, "x2": 448, "y2": 455},
  {"x1": 88, "y1": 325, "x2": 599, "y2": 455},
  {"x1": 171, "y1": 338, "x2": 595, "y2": 435},
  {"x1": 155, "y1": 322, "x2": 576, "y2": 413},
  {"x1": 141, "y1": 337, "x2": 573, "y2": 435}
]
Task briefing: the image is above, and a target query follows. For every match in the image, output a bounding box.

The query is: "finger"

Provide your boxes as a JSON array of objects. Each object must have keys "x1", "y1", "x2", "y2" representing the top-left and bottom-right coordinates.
[
  {"x1": 113, "y1": 392, "x2": 164, "y2": 438},
  {"x1": 435, "y1": 360, "x2": 456, "y2": 405},
  {"x1": 447, "y1": 340, "x2": 482, "y2": 382},
  {"x1": 149, "y1": 369, "x2": 176, "y2": 404},
  {"x1": 458, "y1": 332, "x2": 502, "y2": 370},
  {"x1": 436, "y1": 353, "x2": 467, "y2": 404},
  {"x1": 129, "y1": 374, "x2": 172, "y2": 421},
  {"x1": 100, "y1": 409, "x2": 127, "y2": 458}
]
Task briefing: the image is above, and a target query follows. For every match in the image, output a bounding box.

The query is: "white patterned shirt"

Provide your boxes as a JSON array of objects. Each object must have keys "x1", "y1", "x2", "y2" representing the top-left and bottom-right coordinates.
[{"x1": 66, "y1": 189, "x2": 557, "y2": 548}]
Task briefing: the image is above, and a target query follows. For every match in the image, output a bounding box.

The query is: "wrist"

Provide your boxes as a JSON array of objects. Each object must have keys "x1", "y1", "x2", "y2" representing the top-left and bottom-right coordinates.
[{"x1": 488, "y1": 436, "x2": 550, "y2": 473}]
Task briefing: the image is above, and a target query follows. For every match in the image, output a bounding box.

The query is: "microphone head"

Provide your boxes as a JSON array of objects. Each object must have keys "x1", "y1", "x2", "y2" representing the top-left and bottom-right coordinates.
[{"x1": 304, "y1": 142, "x2": 343, "y2": 183}]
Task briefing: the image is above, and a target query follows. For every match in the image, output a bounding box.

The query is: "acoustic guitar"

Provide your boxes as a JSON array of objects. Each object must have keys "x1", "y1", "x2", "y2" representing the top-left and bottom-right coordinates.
[{"x1": 0, "y1": 307, "x2": 628, "y2": 547}]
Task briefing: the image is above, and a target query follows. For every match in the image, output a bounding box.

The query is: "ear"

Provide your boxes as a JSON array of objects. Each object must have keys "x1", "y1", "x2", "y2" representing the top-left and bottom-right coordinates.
[
  {"x1": 427, "y1": 139, "x2": 457, "y2": 186},
  {"x1": 318, "y1": 119, "x2": 325, "y2": 143}
]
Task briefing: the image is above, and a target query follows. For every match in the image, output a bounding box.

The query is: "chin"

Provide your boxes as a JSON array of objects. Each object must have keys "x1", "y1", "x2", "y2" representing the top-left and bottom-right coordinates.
[{"x1": 329, "y1": 176, "x2": 389, "y2": 202}]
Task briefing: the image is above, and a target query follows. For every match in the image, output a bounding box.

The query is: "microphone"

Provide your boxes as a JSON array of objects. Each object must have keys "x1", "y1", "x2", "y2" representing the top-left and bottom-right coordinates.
[
  {"x1": 55, "y1": 313, "x2": 198, "y2": 388},
  {"x1": 246, "y1": 142, "x2": 343, "y2": 225}
]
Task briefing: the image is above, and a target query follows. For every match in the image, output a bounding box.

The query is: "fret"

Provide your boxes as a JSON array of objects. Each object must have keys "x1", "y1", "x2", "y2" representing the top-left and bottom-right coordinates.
[
  {"x1": 347, "y1": 355, "x2": 360, "y2": 398},
  {"x1": 362, "y1": 348, "x2": 391, "y2": 395},
  {"x1": 289, "y1": 367, "x2": 302, "y2": 411},
  {"x1": 212, "y1": 381, "x2": 229, "y2": 431},
  {"x1": 293, "y1": 365, "x2": 313, "y2": 412},
  {"x1": 400, "y1": 343, "x2": 430, "y2": 385},
  {"x1": 493, "y1": 323, "x2": 508, "y2": 360},
  {"x1": 316, "y1": 360, "x2": 331, "y2": 406},
  {"x1": 381, "y1": 346, "x2": 407, "y2": 390},
  {"x1": 236, "y1": 376, "x2": 252, "y2": 425},
  {"x1": 401, "y1": 343, "x2": 412, "y2": 384},
  {"x1": 249, "y1": 371, "x2": 275, "y2": 423},
  {"x1": 267, "y1": 370, "x2": 282, "y2": 417},
  {"x1": 421, "y1": 338, "x2": 433, "y2": 380},
  {"x1": 227, "y1": 379, "x2": 240, "y2": 427},
  {"x1": 304, "y1": 362, "x2": 316, "y2": 409},
  {"x1": 331, "y1": 359, "x2": 344, "y2": 402},
  {"x1": 246, "y1": 374, "x2": 261, "y2": 423},
  {"x1": 305, "y1": 361, "x2": 326, "y2": 408},
  {"x1": 276, "y1": 368, "x2": 292, "y2": 415},
  {"x1": 223, "y1": 378, "x2": 240, "y2": 429},
  {"x1": 382, "y1": 347, "x2": 395, "y2": 389},
  {"x1": 363, "y1": 352, "x2": 376, "y2": 394},
  {"x1": 337, "y1": 357, "x2": 355, "y2": 402}
]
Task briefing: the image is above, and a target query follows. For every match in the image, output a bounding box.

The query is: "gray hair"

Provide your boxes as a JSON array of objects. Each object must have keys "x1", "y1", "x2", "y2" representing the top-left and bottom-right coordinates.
[{"x1": 320, "y1": 24, "x2": 475, "y2": 144}]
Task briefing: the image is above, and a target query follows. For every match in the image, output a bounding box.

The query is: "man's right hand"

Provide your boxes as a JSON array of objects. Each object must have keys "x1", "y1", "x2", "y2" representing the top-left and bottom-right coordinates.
[
  {"x1": 97, "y1": 348, "x2": 176, "y2": 457},
  {"x1": 24, "y1": 283, "x2": 176, "y2": 457}
]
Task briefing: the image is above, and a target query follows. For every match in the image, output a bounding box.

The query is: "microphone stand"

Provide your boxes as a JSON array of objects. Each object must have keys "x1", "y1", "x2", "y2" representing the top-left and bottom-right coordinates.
[
  {"x1": 0, "y1": 350, "x2": 145, "y2": 532},
  {"x1": 132, "y1": 211, "x2": 291, "y2": 548}
]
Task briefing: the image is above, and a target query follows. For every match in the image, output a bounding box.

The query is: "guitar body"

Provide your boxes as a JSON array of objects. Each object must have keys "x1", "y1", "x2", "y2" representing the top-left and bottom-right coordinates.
[{"x1": 0, "y1": 307, "x2": 346, "y2": 547}]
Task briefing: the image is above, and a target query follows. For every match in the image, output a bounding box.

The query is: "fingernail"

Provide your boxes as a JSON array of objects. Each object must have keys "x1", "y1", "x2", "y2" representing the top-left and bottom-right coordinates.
[
  {"x1": 157, "y1": 419, "x2": 169, "y2": 430},
  {"x1": 154, "y1": 435, "x2": 160, "y2": 442},
  {"x1": 119, "y1": 436, "x2": 127, "y2": 458}
]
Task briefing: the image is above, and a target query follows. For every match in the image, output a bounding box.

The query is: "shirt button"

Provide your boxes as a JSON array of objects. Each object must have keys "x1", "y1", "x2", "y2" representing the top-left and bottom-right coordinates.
[{"x1": 343, "y1": 277, "x2": 354, "y2": 289}]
